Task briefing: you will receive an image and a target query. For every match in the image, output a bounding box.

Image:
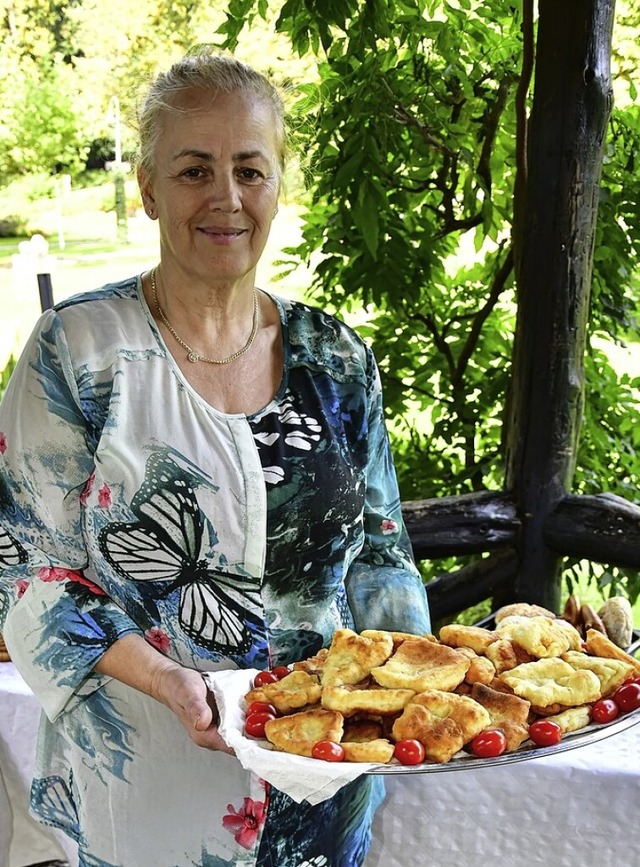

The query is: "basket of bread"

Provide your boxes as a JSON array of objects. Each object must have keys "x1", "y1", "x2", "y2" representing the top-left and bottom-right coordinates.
[{"x1": 210, "y1": 596, "x2": 639, "y2": 793}]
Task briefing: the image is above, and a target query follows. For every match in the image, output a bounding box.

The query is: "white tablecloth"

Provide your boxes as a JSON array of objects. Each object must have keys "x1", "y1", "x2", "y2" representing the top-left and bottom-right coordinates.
[
  {"x1": 0, "y1": 663, "x2": 78, "y2": 867},
  {"x1": 365, "y1": 720, "x2": 640, "y2": 867},
  {"x1": 2, "y1": 660, "x2": 638, "y2": 867}
]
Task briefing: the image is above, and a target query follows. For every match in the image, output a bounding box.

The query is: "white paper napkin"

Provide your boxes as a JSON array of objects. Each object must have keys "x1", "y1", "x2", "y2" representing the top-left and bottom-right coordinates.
[{"x1": 203, "y1": 668, "x2": 384, "y2": 805}]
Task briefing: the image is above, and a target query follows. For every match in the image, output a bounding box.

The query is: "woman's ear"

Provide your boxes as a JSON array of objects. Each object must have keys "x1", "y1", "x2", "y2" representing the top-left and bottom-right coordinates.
[{"x1": 137, "y1": 166, "x2": 156, "y2": 219}]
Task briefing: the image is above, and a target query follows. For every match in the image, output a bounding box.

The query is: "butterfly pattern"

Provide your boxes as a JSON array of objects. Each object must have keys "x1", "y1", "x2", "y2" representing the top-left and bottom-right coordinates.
[{"x1": 98, "y1": 453, "x2": 264, "y2": 656}]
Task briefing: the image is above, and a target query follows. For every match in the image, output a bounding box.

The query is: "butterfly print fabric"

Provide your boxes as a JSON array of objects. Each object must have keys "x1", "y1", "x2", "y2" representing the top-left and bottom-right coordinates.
[{"x1": 0, "y1": 277, "x2": 430, "y2": 865}]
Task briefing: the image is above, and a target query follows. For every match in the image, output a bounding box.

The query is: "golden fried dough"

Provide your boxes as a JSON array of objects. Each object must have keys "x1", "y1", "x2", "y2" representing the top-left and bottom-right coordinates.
[
  {"x1": 496, "y1": 616, "x2": 581, "y2": 658},
  {"x1": 292, "y1": 648, "x2": 329, "y2": 676},
  {"x1": 470, "y1": 682, "x2": 531, "y2": 726},
  {"x1": 494, "y1": 720, "x2": 530, "y2": 752},
  {"x1": 544, "y1": 705, "x2": 592, "y2": 734},
  {"x1": 371, "y1": 637, "x2": 470, "y2": 692},
  {"x1": 341, "y1": 739, "x2": 395, "y2": 763},
  {"x1": 456, "y1": 647, "x2": 497, "y2": 685},
  {"x1": 320, "y1": 628, "x2": 394, "y2": 687},
  {"x1": 321, "y1": 684, "x2": 416, "y2": 717},
  {"x1": 485, "y1": 638, "x2": 531, "y2": 673},
  {"x1": 439, "y1": 624, "x2": 497, "y2": 654},
  {"x1": 495, "y1": 603, "x2": 557, "y2": 622},
  {"x1": 342, "y1": 719, "x2": 384, "y2": 742},
  {"x1": 408, "y1": 689, "x2": 491, "y2": 743},
  {"x1": 264, "y1": 709, "x2": 344, "y2": 757},
  {"x1": 499, "y1": 658, "x2": 601, "y2": 708},
  {"x1": 561, "y1": 650, "x2": 635, "y2": 696},
  {"x1": 392, "y1": 708, "x2": 465, "y2": 764},
  {"x1": 584, "y1": 628, "x2": 640, "y2": 675},
  {"x1": 245, "y1": 670, "x2": 322, "y2": 714}
]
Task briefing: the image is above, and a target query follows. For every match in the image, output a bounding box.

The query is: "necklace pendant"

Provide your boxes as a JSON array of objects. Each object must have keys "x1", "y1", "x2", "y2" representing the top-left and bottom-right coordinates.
[{"x1": 187, "y1": 351, "x2": 199, "y2": 363}]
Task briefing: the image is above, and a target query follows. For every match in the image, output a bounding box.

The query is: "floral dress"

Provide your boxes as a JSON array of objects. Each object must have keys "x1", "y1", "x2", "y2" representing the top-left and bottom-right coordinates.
[{"x1": 0, "y1": 276, "x2": 431, "y2": 867}]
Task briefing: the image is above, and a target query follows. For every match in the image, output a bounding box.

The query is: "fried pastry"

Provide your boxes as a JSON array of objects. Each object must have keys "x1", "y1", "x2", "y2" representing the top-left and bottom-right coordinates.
[
  {"x1": 561, "y1": 650, "x2": 635, "y2": 696},
  {"x1": 456, "y1": 647, "x2": 496, "y2": 685},
  {"x1": 494, "y1": 720, "x2": 530, "y2": 751},
  {"x1": 469, "y1": 682, "x2": 531, "y2": 726},
  {"x1": 321, "y1": 684, "x2": 416, "y2": 717},
  {"x1": 341, "y1": 739, "x2": 395, "y2": 763},
  {"x1": 371, "y1": 637, "x2": 470, "y2": 692},
  {"x1": 245, "y1": 670, "x2": 322, "y2": 714},
  {"x1": 392, "y1": 708, "x2": 465, "y2": 764},
  {"x1": 320, "y1": 628, "x2": 395, "y2": 687},
  {"x1": 496, "y1": 615, "x2": 581, "y2": 658},
  {"x1": 495, "y1": 602, "x2": 557, "y2": 622},
  {"x1": 598, "y1": 597, "x2": 634, "y2": 649},
  {"x1": 264, "y1": 708, "x2": 344, "y2": 757},
  {"x1": 292, "y1": 648, "x2": 329, "y2": 676},
  {"x1": 342, "y1": 719, "x2": 384, "y2": 742},
  {"x1": 439, "y1": 624, "x2": 497, "y2": 654},
  {"x1": 584, "y1": 628, "x2": 640, "y2": 675},
  {"x1": 544, "y1": 705, "x2": 592, "y2": 734},
  {"x1": 499, "y1": 658, "x2": 601, "y2": 708},
  {"x1": 485, "y1": 638, "x2": 532, "y2": 673}
]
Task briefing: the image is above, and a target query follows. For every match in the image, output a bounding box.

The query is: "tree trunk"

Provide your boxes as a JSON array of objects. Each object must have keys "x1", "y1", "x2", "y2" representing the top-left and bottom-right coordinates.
[{"x1": 503, "y1": 0, "x2": 615, "y2": 611}]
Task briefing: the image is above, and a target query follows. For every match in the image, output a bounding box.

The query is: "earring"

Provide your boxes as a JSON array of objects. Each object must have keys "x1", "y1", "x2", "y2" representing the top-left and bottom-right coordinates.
[{"x1": 273, "y1": 206, "x2": 279, "y2": 217}]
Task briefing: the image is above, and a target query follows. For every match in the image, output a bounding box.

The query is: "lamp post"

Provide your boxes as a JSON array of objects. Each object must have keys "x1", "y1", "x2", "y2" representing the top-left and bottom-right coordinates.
[{"x1": 106, "y1": 96, "x2": 130, "y2": 244}]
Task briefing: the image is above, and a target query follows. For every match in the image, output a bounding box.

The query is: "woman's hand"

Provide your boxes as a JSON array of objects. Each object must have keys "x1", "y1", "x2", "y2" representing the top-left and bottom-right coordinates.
[
  {"x1": 95, "y1": 633, "x2": 233, "y2": 753},
  {"x1": 152, "y1": 664, "x2": 234, "y2": 753}
]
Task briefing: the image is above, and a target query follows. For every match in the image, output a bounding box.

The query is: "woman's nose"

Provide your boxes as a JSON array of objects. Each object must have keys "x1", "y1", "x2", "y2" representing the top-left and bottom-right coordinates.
[{"x1": 207, "y1": 174, "x2": 241, "y2": 212}]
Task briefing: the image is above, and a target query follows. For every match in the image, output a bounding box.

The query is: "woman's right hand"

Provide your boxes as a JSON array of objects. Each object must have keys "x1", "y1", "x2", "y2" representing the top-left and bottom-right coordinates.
[{"x1": 152, "y1": 663, "x2": 234, "y2": 754}]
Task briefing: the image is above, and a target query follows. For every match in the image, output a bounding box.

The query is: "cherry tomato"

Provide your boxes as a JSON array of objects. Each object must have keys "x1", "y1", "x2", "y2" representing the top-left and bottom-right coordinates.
[
  {"x1": 244, "y1": 711, "x2": 276, "y2": 738},
  {"x1": 393, "y1": 739, "x2": 426, "y2": 766},
  {"x1": 246, "y1": 701, "x2": 278, "y2": 717},
  {"x1": 470, "y1": 729, "x2": 507, "y2": 758},
  {"x1": 528, "y1": 719, "x2": 563, "y2": 746},
  {"x1": 591, "y1": 698, "x2": 620, "y2": 724},
  {"x1": 253, "y1": 670, "x2": 279, "y2": 688},
  {"x1": 271, "y1": 666, "x2": 291, "y2": 681},
  {"x1": 311, "y1": 740, "x2": 345, "y2": 762},
  {"x1": 612, "y1": 681, "x2": 640, "y2": 713}
]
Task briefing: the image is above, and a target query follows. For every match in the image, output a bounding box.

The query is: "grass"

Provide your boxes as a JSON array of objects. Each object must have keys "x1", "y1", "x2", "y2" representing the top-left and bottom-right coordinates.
[{"x1": 0, "y1": 178, "x2": 311, "y2": 369}]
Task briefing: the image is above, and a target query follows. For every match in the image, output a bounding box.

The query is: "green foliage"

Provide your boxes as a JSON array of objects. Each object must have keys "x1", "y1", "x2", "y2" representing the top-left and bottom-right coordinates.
[
  {"x1": 220, "y1": 0, "x2": 640, "y2": 603},
  {"x1": 0, "y1": 356, "x2": 17, "y2": 402}
]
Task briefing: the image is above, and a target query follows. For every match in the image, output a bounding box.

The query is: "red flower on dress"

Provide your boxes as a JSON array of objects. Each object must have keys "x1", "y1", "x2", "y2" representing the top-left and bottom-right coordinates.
[
  {"x1": 145, "y1": 627, "x2": 170, "y2": 653},
  {"x1": 98, "y1": 484, "x2": 112, "y2": 508},
  {"x1": 16, "y1": 579, "x2": 30, "y2": 597},
  {"x1": 0, "y1": 432, "x2": 7, "y2": 454},
  {"x1": 79, "y1": 471, "x2": 95, "y2": 505},
  {"x1": 222, "y1": 798, "x2": 267, "y2": 850},
  {"x1": 380, "y1": 518, "x2": 398, "y2": 535},
  {"x1": 38, "y1": 566, "x2": 70, "y2": 582},
  {"x1": 66, "y1": 571, "x2": 107, "y2": 596}
]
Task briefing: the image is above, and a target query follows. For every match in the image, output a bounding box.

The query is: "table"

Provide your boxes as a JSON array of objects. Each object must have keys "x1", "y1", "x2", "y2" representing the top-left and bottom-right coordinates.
[
  {"x1": 365, "y1": 720, "x2": 640, "y2": 867},
  {"x1": 2, "y1": 661, "x2": 638, "y2": 867},
  {"x1": 0, "y1": 663, "x2": 78, "y2": 867}
]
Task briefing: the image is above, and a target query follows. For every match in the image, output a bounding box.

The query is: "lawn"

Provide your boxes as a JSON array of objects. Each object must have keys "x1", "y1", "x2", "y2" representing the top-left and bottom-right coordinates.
[{"x1": 0, "y1": 178, "x2": 311, "y2": 369}]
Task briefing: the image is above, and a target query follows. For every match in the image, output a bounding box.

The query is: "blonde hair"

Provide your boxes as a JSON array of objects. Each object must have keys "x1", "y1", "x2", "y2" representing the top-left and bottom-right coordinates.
[{"x1": 136, "y1": 49, "x2": 287, "y2": 174}]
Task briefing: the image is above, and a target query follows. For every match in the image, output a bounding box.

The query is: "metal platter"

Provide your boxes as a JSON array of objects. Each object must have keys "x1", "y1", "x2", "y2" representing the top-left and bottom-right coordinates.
[{"x1": 366, "y1": 704, "x2": 640, "y2": 774}]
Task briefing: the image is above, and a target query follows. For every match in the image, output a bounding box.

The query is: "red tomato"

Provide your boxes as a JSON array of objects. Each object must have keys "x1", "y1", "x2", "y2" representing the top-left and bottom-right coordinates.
[
  {"x1": 244, "y1": 711, "x2": 276, "y2": 738},
  {"x1": 393, "y1": 739, "x2": 426, "y2": 766},
  {"x1": 612, "y1": 681, "x2": 640, "y2": 713},
  {"x1": 246, "y1": 701, "x2": 278, "y2": 717},
  {"x1": 253, "y1": 670, "x2": 279, "y2": 688},
  {"x1": 271, "y1": 666, "x2": 291, "y2": 681},
  {"x1": 591, "y1": 698, "x2": 620, "y2": 724},
  {"x1": 470, "y1": 729, "x2": 507, "y2": 758},
  {"x1": 311, "y1": 741, "x2": 345, "y2": 762},
  {"x1": 528, "y1": 719, "x2": 563, "y2": 746}
]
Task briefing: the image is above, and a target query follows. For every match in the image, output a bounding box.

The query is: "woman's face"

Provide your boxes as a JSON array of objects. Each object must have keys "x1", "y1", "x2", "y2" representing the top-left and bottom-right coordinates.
[{"x1": 139, "y1": 88, "x2": 281, "y2": 289}]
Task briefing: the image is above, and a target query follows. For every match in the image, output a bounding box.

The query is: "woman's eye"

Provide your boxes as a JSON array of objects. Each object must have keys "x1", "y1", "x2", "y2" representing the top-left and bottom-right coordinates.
[
  {"x1": 181, "y1": 167, "x2": 206, "y2": 179},
  {"x1": 238, "y1": 168, "x2": 263, "y2": 181}
]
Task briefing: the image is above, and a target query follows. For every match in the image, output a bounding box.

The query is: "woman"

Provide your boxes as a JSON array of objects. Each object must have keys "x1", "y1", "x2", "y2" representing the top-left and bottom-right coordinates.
[{"x1": 0, "y1": 51, "x2": 430, "y2": 866}]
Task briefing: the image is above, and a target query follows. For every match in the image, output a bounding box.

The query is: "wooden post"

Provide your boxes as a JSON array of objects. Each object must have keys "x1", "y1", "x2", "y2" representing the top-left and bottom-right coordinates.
[{"x1": 504, "y1": 0, "x2": 616, "y2": 610}]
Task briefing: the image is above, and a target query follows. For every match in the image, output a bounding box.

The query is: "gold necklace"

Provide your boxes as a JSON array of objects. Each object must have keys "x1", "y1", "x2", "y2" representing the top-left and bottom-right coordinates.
[{"x1": 150, "y1": 268, "x2": 260, "y2": 365}]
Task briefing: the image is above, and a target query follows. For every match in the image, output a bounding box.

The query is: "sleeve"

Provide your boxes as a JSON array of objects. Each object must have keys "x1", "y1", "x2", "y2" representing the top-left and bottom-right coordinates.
[
  {"x1": 0, "y1": 311, "x2": 142, "y2": 722},
  {"x1": 345, "y1": 345, "x2": 432, "y2": 635}
]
